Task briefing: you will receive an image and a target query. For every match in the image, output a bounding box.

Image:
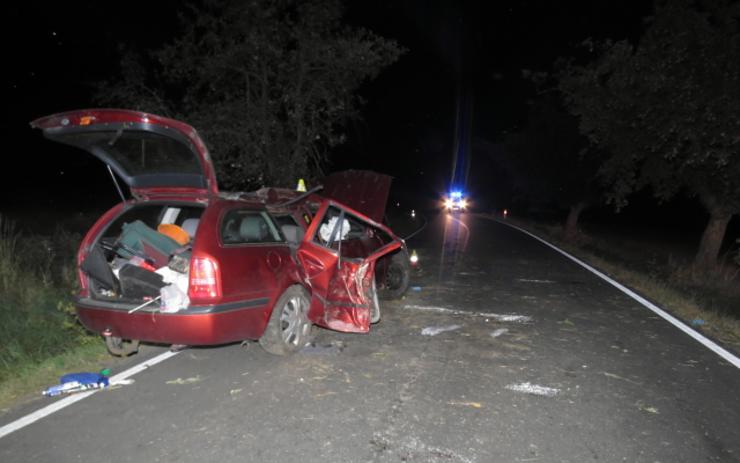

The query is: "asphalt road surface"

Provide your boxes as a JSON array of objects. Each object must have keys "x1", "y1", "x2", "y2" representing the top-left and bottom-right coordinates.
[{"x1": 2, "y1": 213, "x2": 739, "y2": 462}]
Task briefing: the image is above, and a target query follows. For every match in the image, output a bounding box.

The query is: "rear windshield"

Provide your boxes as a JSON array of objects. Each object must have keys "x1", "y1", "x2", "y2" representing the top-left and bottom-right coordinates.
[{"x1": 55, "y1": 130, "x2": 201, "y2": 176}]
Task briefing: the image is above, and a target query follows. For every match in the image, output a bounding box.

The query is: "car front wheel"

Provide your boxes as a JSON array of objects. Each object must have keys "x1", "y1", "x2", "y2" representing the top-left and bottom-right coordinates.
[
  {"x1": 259, "y1": 285, "x2": 314, "y2": 355},
  {"x1": 379, "y1": 250, "x2": 411, "y2": 300}
]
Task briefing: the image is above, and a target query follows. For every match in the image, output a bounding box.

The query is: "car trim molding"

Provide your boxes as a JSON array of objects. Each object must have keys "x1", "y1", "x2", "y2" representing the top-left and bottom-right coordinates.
[
  {"x1": 75, "y1": 297, "x2": 270, "y2": 315},
  {"x1": 313, "y1": 293, "x2": 369, "y2": 309}
]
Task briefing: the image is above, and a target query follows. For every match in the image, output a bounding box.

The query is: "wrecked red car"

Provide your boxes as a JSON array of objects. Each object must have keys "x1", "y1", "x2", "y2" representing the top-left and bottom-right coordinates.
[{"x1": 31, "y1": 109, "x2": 407, "y2": 356}]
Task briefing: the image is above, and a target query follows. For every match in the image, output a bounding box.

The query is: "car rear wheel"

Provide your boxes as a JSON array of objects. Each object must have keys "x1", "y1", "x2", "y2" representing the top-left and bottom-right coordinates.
[
  {"x1": 105, "y1": 336, "x2": 140, "y2": 357},
  {"x1": 379, "y1": 250, "x2": 410, "y2": 300},
  {"x1": 259, "y1": 286, "x2": 314, "y2": 355}
]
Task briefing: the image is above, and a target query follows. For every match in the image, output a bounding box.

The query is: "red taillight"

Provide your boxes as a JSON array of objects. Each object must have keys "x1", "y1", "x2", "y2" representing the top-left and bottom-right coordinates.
[{"x1": 189, "y1": 256, "x2": 222, "y2": 301}]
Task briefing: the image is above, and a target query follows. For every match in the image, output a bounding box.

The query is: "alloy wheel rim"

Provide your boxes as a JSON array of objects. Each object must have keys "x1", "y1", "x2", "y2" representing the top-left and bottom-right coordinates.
[{"x1": 280, "y1": 295, "x2": 309, "y2": 346}]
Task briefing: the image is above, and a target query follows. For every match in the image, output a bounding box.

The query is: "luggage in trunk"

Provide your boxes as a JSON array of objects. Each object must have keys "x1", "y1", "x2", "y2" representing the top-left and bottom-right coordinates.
[
  {"x1": 116, "y1": 220, "x2": 182, "y2": 267},
  {"x1": 119, "y1": 264, "x2": 167, "y2": 299}
]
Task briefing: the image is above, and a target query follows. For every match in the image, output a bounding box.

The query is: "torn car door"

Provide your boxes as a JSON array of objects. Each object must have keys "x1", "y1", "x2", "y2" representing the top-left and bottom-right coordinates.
[{"x1": 296, "y1": 200, "x2": 401, "y2": 333}]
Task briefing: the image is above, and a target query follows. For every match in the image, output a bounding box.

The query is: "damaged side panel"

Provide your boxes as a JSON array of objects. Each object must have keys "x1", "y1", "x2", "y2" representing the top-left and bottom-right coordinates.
[
  {"x1": 298, "y1": 199, "x2": 401, "y2": 333},
  {"x1": 322, "y1": 260, "x2": 373, "y2": 333}
]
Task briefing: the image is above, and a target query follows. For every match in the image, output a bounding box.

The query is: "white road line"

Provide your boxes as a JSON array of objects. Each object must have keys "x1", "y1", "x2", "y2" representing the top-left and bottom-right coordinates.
[
  {"x1": 0, "y1": 350, "x2": 180, "y2": 439},
  {"x1": 495, "y1": 218, "x2": 740, "y2": 369}
]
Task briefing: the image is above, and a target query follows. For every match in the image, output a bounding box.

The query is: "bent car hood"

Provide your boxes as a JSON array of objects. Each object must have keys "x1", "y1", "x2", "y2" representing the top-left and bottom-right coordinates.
[
  {"x1": 321, "y1": 170, "x2": 392, "y2": 223},
  {"x1": 31, "y1": 109, "x2": 219, "y2": 197}
]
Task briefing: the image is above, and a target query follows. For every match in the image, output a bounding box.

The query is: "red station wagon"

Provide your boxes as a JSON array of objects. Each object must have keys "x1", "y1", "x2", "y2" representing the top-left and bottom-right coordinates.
[{"x1": 31, "y1": 109, "x2": 408, "y2": 356}]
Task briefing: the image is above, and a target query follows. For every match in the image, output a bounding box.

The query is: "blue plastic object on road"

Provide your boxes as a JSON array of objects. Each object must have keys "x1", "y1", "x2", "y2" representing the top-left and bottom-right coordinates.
[{"x1": 43, "y1": 372, "x2": 110, "y2": 397}]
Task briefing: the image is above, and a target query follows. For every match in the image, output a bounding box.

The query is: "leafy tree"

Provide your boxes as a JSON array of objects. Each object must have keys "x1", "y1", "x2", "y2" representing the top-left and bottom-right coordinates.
[
  {"x1": 96, "y1": 0, "x2": 403, "y2": 189},
  {"x1": 558, "y1": 0, "x2": 740, "y2": 270},
  {"x1": 505, "y1": 98, "x2": 602, "y2": 240}
]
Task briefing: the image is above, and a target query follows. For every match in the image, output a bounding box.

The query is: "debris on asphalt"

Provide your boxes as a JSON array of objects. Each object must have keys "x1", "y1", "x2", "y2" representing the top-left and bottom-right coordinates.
[
  {"x1": 480, "y1": 313, "x2": 533, "y2": 323},
  {"x1": 505, "y1": 382, "x2": 560, "y2": 397},
  {"x1": 421, "y1": 324, "x2": 462, "y2": 336},
  {"x1": 447, "y1": 401, "x2": 483, "y2": 408},
  {"x1": 166, "y1": 375, "x2": 203, "y2": 385},
  {"x1": 516, "y1": 278, "x2": 555, "y2": 283},
  {"x1": 41, "y1": 369, "x2": 135, "y2": 397},
  {"x1": 603, "y1": 372, "x2": 643, "y2": 385},
  {"x1": 404, "y1": 304, "x2": 459, "y2": 314},
  {"x1": 637, "y1": 401, "x2": 659, "y2": 414},
  {"x1": 301, "y1": 340, "x2": 346, "y2": 354},
  {"x1": 404, "y1": 305, "x2": 533, "y2": 323},
  {"x1": 113, "y1": 379, "x2": 135, "y2": 386},
  {"x1": 490, "y1": 328, "x2": 509, "y2": 338},
  {"x1": 691, "y1": 318, "x2": 705, "y2": 326},
  {"x1": 43, "y1": 372, "x2": 110, "y2": 397},
  {"x1": 106, "y1": 379, "x2": 135, "y2": 391},
  {"x1": 229, "y1": 388, "x2": 243, "y2": 396}
]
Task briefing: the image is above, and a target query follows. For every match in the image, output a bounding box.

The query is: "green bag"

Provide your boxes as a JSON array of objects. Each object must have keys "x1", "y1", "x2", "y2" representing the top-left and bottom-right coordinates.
[{"x1": 116, "y1": 220, "x2": 181, "y2": 267}]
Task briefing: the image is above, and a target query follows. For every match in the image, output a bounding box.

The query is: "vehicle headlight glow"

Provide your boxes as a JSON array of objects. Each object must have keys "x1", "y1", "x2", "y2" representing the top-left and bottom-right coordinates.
[{"x1": 444, "y1": 198, "x2": 454, "y2": 209}]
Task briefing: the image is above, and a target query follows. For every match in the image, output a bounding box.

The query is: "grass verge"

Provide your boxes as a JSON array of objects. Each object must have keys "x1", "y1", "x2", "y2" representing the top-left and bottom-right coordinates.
[
  {"x1": 500, "y1": 216, "x2": 740, "y2": 352},
  {"x1": 0, "y1": 215, "x2": 112, "y2": 411},
  {"x1": 0, "y1": 343, "x2": 109, "y2": 412}
]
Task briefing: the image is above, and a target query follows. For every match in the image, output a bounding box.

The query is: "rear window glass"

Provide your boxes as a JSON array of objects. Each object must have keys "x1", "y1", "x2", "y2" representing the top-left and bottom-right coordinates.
[
  {"x1": 221, "y1": 210, "x2": 282, "y2": 245},
  {"x1": 56, "y1": 130, "x2": 201, "y2": 176},
  {"x1": 273, "y1": 214, "x2": 300, "y2": 228}
]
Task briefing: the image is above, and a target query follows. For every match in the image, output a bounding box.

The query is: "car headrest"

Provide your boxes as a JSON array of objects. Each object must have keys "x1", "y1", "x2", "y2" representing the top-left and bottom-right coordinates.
[{"x1": 239, "y1": 216, "x2": 265, "y2": 241}]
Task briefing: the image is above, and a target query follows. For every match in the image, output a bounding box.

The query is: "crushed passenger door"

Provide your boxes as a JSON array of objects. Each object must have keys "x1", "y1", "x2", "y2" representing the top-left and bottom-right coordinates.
[{"x1": 296, "y1": 200, "x2": 401, "y2": 333}]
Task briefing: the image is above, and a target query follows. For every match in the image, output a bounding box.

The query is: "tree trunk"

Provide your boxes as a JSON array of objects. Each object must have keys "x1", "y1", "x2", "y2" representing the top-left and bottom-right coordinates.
[
  {"x1": 563, "y1": 201, "x2": 587, "y2": 241},
  {"x1": 694, "y1": 210, "x2": 733, "y2": 271}
]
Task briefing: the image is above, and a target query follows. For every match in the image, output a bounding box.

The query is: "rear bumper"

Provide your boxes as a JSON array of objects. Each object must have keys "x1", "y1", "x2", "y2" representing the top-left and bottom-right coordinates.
[{"x1": 75, "y1": 297, "x2": 271, "y2": 345}]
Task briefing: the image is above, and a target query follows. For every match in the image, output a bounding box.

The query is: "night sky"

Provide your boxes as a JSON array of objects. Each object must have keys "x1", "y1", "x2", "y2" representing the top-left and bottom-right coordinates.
[{"x1": 1, "y1": 1, "x2": 716, "y2": 236}]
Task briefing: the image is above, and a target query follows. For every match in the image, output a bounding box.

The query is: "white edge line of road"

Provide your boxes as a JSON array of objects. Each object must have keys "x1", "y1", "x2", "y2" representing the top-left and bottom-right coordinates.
[
  {"x1": 0, "y1": 349, "x2": 180, "y2": 440},
  {"x1": 494, "y1": 218, "x2": 740, "y2": 370}
]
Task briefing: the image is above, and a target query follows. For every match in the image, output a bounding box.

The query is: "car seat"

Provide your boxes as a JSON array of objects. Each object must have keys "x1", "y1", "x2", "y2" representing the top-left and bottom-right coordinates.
[{"x1": 239, "y1": 215, "x2": 266, "y2": 242}]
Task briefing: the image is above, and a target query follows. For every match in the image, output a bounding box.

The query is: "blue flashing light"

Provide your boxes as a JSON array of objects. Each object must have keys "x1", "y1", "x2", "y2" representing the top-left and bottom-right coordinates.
[{"x1": 450, "y1": 191, "x2": 463, "y2": 199}]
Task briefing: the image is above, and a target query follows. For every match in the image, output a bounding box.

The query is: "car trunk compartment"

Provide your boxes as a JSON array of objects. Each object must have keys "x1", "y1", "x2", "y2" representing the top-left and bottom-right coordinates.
[{"x1": 81, "y1": 203, "x2": 204, "y2": 308}]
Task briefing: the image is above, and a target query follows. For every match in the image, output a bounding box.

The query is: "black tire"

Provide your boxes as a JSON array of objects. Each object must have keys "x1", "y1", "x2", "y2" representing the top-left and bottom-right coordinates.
[
  {"x1": 379, "y1": 250, "x2": 411, "y2": 300},
  {"x1": 259, "y1": 286, "x2": 314, "y2": 355},
  {"x1": 105, "y1": 336, "x2": 140, "y2": 357}
]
